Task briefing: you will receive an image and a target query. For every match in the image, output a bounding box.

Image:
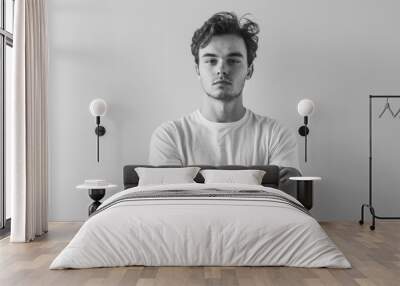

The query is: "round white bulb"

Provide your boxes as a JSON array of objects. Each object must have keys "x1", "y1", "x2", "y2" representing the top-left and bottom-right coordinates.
[
  {"x1": 89, "y1": 99, "x2": 107, "y2": 116},
  {"x1": 297, "y1": 99, "x2": 315, "y2": 116}
]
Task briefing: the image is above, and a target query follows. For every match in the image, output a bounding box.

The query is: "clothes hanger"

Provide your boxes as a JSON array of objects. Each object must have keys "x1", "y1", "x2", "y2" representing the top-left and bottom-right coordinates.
[
  {"x1": 378, "y1": 97, "x2": 395, "y2": 118},
  {"x1": 393, "y1": 107, "x2": 400, "y2": 118}
]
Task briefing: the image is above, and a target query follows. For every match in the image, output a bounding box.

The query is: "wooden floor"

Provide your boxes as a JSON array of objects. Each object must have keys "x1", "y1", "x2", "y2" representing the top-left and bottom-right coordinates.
[{"x1": 0, "y1": 221, "x2": 399, "y2": 286}]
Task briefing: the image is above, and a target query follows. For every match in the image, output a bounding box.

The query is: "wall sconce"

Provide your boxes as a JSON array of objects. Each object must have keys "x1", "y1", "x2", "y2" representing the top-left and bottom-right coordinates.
[
  {"x1": 89, "y1": 99, "x2": 107, "y2": 162},
  {"x1": 297, "y1": 99, "x2": 315, "y2": 162}
]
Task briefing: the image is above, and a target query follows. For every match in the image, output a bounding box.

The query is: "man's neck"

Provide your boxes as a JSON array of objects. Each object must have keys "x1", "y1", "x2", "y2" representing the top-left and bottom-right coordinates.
[{"x1": 200, "y1": 97, "x2": 246, "y2": 123}]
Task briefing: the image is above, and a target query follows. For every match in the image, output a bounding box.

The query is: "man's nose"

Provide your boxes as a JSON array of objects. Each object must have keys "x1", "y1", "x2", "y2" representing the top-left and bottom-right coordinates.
[
  {"x1": 216, "y1": 61, "x2": 228, "y2": 77},
  {"x1": 217, "y1": 70, "x2": 227, "y2": 77}
]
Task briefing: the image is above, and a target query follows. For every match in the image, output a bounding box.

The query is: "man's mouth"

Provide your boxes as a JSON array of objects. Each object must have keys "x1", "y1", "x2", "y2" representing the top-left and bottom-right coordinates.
[{"x1": 213, "y1": 79, "x2": 232, "y2": 85}]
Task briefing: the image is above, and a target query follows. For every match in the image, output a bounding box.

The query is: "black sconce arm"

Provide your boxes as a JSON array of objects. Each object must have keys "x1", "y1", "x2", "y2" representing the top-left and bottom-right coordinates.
[
  {"x1": 94, "y1": 116, "x2": 106, "y2": 162},
  {"x1": 298, "y1": 116, "x2": 310, "y2": 162}
]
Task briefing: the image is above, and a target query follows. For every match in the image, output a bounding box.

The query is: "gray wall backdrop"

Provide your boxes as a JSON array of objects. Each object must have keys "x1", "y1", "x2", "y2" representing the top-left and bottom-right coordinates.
[{"x1": 48, "y1": 0, "x2": 400, "y2": 221}]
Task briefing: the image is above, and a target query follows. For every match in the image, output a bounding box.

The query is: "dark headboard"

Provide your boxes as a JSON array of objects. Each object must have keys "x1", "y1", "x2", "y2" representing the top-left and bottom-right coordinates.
[
  {"x1": 123, "y1": 165, "x2": 280, "y2": 190},
  {"x1": 122, "y1": 165, "x2": 313, "y2": 210}
]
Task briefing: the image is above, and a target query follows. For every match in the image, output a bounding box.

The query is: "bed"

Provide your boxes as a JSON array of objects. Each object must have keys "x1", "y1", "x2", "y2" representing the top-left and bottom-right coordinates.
[{"x1": 50, "y1": 165, "x2": 351, "y2": 269}]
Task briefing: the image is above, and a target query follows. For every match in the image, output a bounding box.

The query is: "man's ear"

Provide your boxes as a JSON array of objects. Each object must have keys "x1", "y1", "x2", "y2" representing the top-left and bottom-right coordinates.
[
  {"x1": 246, "y1": 64, "x2": 254, "y2": 79},
  {"x1": 195, "y1": 64, "x2": 200, "y2": 77}
]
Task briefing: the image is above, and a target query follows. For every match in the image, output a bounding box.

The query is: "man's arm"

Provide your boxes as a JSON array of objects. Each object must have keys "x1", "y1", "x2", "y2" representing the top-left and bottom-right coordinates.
[
  {"x1": 279, "y1": 167, "x2": 301, "y2": 196},
  {"x1": 148, "y1": 122, "x2": 182, "y2": 166},
  {"x1": 268, "y1": 123, "x2": 301, "y2": 195}
]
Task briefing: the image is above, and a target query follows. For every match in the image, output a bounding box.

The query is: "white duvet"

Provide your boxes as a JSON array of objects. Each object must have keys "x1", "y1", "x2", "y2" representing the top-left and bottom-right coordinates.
[{"x1": 50, "y1": 183, "x2": 351, "y2": 269}]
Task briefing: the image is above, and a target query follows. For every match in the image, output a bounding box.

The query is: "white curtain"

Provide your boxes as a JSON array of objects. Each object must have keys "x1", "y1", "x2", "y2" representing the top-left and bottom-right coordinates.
[{"x1": 8, "y1": 0, "x2": 48, "y2": 242}]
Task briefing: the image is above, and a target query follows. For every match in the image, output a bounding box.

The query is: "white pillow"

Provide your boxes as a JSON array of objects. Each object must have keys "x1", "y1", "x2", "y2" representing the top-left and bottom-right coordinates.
[
  {"x1": 200, "y1": 169, "x2": 266, "y2": 185},
  {"x1": 135, "y1": 167, "x2": 200, "y2": 186}
]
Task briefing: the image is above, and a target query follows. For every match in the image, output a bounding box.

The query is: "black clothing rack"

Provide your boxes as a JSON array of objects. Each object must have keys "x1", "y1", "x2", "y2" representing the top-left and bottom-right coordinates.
[{"x1": 359, "y1": 95, "x2": 400, "y2": 230}]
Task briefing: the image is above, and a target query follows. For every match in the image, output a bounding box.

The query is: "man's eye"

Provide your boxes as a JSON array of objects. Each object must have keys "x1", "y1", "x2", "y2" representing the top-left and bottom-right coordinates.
[
  {"x1": 228, "y1": 59, "x2": 241, "y2": 64},
  {"x1": 205, "y1": 59, "x2": 217, "y2": 64}
]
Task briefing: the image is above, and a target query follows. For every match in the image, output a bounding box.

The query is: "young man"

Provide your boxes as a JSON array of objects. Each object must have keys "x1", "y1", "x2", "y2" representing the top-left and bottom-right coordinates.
[{"x1": 148, "y1": 12, "x2": 300, "y2": 185}]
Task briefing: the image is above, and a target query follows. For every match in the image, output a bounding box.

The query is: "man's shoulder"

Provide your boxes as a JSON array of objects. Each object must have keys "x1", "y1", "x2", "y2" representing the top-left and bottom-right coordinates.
[
  {"x1": 247, "y1": 109, "x2": 279, "y2": 128},
  {"x1": 247, "y1": 109, "x2": 293, "y2": 135},
  {"x1": 174, "y1": 110, "x2": 199, "y2": 125},
  {"x1": 152, "y1": 111, "x2": 199, "y2": 135}
]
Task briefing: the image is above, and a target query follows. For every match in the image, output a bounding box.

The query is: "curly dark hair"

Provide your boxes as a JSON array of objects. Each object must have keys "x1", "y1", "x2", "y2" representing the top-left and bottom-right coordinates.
[{"x1": 191, "y1": 12, "x2": 260, "y2": 67}]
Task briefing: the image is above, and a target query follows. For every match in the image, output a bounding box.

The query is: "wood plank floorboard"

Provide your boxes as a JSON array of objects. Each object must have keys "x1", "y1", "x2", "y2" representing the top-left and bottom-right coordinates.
[{"x1": 0, "y1": 221, "x2": 399, "y2": 286}]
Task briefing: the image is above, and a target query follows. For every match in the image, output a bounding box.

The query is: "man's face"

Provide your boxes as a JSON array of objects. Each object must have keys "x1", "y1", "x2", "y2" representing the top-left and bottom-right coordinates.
[{"x1": 196, "y1": 34, "x2": 252, "y2": 102}]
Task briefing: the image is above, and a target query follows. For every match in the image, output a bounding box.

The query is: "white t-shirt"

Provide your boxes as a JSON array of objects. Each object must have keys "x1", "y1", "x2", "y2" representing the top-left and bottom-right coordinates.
[{"x1": 149, "y1": 108, "x2": 300, "y2": 170}]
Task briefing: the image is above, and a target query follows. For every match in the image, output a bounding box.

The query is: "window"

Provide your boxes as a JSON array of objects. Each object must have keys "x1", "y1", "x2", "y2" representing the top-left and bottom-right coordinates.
[{"x1": 0, "y1": 0, "x2": 14, "y2": 233}]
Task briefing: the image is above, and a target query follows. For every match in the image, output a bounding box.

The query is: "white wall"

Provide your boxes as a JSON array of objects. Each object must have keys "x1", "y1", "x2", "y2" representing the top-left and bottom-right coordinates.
[{"x1": 48, "y1": 0, "x2": 400, "y2": 221}]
